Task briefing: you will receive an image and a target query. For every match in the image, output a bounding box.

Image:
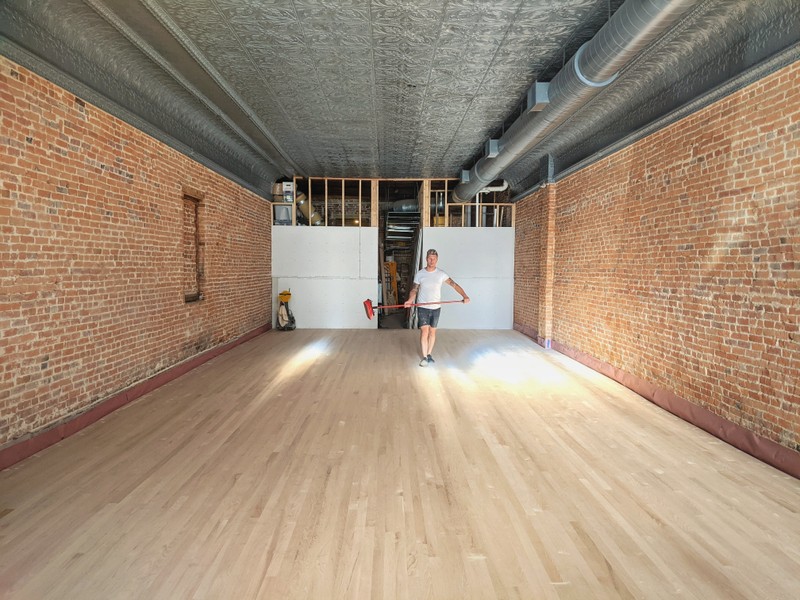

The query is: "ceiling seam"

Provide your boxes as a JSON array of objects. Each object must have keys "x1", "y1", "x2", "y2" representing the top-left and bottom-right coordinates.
[
  {"x1": 412, "y1": 0, "x2": 450, "y2": 176},
  {"x1": 367, "y1": 1, "x2": 379, "y2": 178},
  {"x1": 83, "y1": 0, "x2": 290, "y2": 177},
  {"x1": 368, "y1": 1, "x2": 381, "y2": 177},
  {"x1": 140, "y1": 0, "x2": 304, "y2": 175},
  {"x1": 435, "y1": 0, "x2": 531, "y2": 179},
  {"x1": 290, "y1": 0, "x2": 349, "y2": 177}
]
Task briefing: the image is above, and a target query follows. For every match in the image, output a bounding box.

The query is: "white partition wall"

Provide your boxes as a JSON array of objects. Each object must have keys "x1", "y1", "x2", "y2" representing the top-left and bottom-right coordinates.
[
  {"x1": 272, "y1": 227, "x2": 379, "y2": 329},
  {"x1": 272, "y1": 225, "x2": 513, "y2": 330},
  {"x1": 416, "y1": 228, "x2": 515, "y2": 329}
]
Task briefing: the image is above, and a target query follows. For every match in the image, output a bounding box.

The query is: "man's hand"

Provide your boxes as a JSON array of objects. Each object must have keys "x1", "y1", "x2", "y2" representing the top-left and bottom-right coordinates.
[
  {"x1": 405, "y1": 284, "x2": 419, "y2": 308},
  {"x1": 462, "y1": 296, "x2": 471, "y2": 304}
]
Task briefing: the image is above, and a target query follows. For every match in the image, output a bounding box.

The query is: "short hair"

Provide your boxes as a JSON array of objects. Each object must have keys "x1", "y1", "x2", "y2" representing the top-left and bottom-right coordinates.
[{"x1": 426, "y1": 249, "x2": 438, "y2": 256}]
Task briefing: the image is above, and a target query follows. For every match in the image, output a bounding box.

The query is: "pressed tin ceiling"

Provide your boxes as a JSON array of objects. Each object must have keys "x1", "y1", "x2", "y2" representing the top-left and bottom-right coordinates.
[{"x1": 1, "y1": 0, "x2": 798, "y2": 200}]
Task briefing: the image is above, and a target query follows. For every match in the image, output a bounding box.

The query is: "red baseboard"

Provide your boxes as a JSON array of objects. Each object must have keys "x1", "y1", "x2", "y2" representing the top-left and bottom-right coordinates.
[
  {"x1": 514, "y1": 326, "x2": 799, "y2": 480},
  {"x1": 0, "y1": 324, "x2": 271, "y2": 471},
  {"x1": 514, "y1": 323, "x2": 538, "y2": 341}
]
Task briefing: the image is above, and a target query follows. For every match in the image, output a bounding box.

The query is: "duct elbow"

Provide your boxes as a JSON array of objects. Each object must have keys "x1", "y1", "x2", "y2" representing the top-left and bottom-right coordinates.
[
  {"x1": 450, "y1": 187, "x2": 470, "y2": 204},
  {"x1": 479, "y1": 180, "x2": 508, "y2": 194}
]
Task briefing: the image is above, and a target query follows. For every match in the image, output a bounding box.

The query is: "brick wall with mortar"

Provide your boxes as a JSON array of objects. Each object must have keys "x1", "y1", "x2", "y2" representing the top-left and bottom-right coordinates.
[
  {"x1": 515, "y1": 60, "x2": 799, "y2": 452},
  {"x1": 0, "y1": 57, "x2": 272, "y2": 448},
  {"x1": 514, "y1": 186, "x2": 549, "y2": 342}
]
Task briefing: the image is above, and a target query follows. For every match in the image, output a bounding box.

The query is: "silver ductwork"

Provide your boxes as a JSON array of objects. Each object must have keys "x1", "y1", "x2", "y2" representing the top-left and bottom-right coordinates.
[
  {"x1": 478, "y1": 180, "x2": 509, "y2": 194},
  {"x1": 452, "y1": 0, "x2": 701, "y2": 203}
]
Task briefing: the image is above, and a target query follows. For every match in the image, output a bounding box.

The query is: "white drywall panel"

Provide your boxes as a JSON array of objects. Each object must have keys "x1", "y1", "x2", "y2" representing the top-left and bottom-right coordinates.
[
  {"x1": 432, "y1": 277, "x2": 514, "y2": 329},
  {"x1": 273, "y1": 226, "x2": 378, "y2": 278},
  {"x1": 273, "y1": 277, "x2": 378, "y2": 329},
  {"x1": 272, "y1": 226, "x2": 379, "y2": 329},
  {"x1": 271, "y1": 225, "x2": 513, "y2": 330},
  {"x1": 418, "y1": 227, "x2": 514, "y2": 278},
  {"x1": 414, "y1": 227, "x2": 515, "y2": 329}
]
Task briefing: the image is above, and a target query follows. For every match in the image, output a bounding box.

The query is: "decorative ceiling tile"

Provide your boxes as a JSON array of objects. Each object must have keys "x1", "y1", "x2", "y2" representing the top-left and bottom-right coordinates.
[{"x1": 3, "y1": 0, "x2": 795, "y2": 195}]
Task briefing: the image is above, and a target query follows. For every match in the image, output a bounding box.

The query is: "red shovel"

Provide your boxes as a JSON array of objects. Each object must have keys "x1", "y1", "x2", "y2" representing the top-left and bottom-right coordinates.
[{"x1": 363, "y1": 298, "x2": 464, "y2": 320}]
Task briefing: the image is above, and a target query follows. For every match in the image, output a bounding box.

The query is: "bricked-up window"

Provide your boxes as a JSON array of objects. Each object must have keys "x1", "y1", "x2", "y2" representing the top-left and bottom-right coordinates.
[{"x1": 183, "y1": 194, "x2": 203, "y2": 302}]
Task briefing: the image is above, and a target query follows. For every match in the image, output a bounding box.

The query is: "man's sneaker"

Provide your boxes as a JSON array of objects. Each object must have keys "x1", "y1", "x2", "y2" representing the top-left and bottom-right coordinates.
[
  {"x1": 427, "y1": 355, "x2": 435, "y2": 364},
  {"x1": 419, "y1": 358, "x2": 429, "y2": 367}
]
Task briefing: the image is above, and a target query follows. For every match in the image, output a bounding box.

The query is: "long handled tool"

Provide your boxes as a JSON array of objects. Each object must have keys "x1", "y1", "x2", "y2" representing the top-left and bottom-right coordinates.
[{"x1": 363, "y1": 298, "x2": 464, "y2": 320}]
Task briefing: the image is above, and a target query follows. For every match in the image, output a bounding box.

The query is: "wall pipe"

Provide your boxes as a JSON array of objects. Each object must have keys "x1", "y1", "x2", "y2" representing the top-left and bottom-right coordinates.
[
  {"x1": 451, "y1": 0, "x2": 701, "y2": 203},
  {"x1": 478, "y1": 180, "x2": 509, "y2": 194}
]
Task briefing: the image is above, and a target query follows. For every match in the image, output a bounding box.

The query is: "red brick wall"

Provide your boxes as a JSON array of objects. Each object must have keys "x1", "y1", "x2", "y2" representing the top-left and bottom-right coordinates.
[
  {"x1": 513, "y1": 187, "x2": 546, "y2": 337},
  {"x1": 0, "y1": 57, "x2": 272, "y2": 447},
  {"x1": 514, "y1": 185, "x2": 556, "y2": 344},
  {"x1": 516, "y1": 61, "x2": 799, "y2": 452}
]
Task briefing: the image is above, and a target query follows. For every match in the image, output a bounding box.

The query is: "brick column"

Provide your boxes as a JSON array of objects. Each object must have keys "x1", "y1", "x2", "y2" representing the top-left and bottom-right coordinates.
[{"x1": 538, "y1": 184, "x2": 556, "y2": 348}]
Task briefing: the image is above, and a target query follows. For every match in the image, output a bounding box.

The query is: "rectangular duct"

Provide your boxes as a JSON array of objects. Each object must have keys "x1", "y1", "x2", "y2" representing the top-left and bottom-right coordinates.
[{"x1": 526, "y1": 81, "x2": 550, "y2": 112}]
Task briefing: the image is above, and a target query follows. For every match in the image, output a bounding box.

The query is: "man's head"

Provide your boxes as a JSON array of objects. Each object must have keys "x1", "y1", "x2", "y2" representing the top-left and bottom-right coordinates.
[{"x1": 425, "y1": 248, "x2": 438, "y2": 269}]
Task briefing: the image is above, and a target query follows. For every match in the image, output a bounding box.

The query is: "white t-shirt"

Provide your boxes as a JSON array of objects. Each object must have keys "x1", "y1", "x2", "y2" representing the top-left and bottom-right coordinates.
[{"x1": 414, "y1": 268, "x2": 449, "y2": 309}]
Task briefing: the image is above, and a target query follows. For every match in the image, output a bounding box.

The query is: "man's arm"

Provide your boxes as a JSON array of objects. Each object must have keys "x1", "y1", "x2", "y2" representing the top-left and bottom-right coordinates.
[
  {"x1": 404, "y1": 283, "x2": 419, "y2": 307},
  {"x1": 446, "y1": 278, "x2": 470, "y2": 303}
]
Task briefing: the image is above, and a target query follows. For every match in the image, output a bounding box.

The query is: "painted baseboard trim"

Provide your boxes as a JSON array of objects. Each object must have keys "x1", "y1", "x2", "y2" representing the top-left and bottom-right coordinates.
[
  {"x1": 0, "y1": 324, "x2": 271, "y2": 471},
  {"x1": 514, "y1": 325, "x2": 799, "y2": 480}
]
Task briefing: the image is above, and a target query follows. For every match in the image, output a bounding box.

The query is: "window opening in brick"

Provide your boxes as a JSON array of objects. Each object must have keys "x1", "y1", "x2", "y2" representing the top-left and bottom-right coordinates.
[{"x1": 183, "y1": 194, "x2": 203, "y2": 302}]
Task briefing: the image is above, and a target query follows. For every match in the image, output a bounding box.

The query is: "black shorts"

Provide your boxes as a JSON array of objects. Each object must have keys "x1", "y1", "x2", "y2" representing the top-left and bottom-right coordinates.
[{"x1": 417, "y1": 307, "x2": 441, "y2": 328}]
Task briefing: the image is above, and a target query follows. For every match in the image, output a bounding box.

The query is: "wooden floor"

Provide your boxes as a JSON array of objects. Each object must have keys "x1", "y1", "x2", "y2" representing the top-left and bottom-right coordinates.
[{"x1": 1, "y1": 330, "x2": 798, "y2": 599}]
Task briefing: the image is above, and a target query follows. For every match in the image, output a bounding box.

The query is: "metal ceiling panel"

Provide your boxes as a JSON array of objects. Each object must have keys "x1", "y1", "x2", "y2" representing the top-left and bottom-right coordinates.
[
  {"x1": 501, "y1": 0, "x2": 800, "y2": 195},
  {"x1": 1, "y1": 0, "x2": 797, "y2": 199}
]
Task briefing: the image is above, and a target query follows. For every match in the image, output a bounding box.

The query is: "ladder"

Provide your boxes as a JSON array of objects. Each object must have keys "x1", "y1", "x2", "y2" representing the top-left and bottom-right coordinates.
[{"x1": 382, "y1": 261, "x2": 398, "y2": 307}]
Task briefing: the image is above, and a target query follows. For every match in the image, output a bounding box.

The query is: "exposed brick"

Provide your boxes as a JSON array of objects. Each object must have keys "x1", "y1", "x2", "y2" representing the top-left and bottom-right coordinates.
[
  {"x1": 0, "y1": 57, "x2": 272, "y2": 447},
  {"x1": 515, "y1": 60, "x2": 799, "y2": 452}
]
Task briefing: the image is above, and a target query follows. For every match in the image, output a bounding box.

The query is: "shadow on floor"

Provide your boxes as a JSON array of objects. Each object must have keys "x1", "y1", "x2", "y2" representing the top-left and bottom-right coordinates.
[{"x1": 379, "y1": 311, "x2": 408, "y2": 329}]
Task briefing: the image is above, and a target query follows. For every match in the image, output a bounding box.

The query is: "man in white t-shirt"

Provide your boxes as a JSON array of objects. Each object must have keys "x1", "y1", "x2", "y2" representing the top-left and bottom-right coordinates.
[{"x1": 404, "y1": 249, "x2": 470, "y2": 367}]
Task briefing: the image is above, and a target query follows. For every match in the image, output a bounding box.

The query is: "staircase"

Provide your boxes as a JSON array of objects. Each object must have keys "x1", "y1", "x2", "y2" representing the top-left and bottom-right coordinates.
[{"x1": 381, "y1": 208, "x2": 421, "y2": 327}]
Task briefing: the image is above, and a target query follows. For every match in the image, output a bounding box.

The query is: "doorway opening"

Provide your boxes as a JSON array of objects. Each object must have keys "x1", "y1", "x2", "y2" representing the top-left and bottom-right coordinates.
[{"x1": 378, "y1": 180, "x2": 421, "y2": 329}]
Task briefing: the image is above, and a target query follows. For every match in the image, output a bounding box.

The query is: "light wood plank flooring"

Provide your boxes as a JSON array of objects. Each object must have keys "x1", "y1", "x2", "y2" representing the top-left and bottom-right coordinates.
[{"x1": 1, "y1": 329, "x2": 798, "y2": 599}]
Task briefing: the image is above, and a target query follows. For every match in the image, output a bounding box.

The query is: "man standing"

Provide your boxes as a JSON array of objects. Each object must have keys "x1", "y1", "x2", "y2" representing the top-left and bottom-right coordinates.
[{"x1": 404, "y1": 249, "x2": 470, "y2": 367}]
